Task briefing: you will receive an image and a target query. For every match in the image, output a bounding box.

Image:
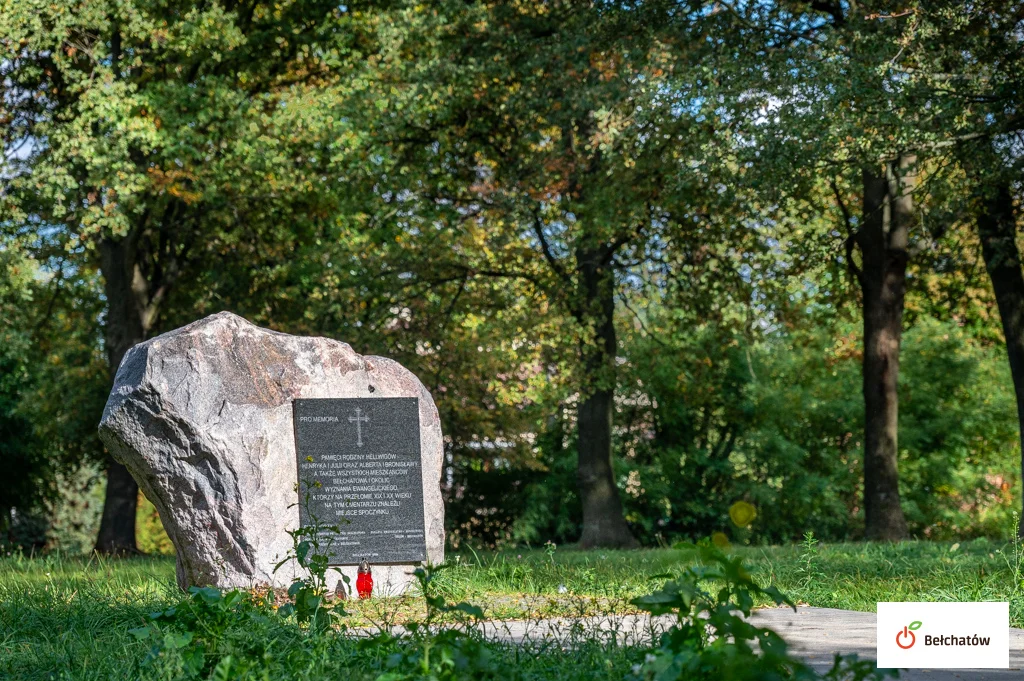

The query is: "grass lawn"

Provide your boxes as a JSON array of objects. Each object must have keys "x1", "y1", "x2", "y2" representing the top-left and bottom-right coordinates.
[
  {"x1": 1, "y1": 539, "x2": 1022, "y2": 679},
  {"x1": 439, "y1": 539, "x2": 1023, "y2": 614}
]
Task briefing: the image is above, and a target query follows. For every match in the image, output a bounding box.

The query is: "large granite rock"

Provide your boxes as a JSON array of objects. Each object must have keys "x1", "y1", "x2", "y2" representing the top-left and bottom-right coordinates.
[{"x1": 98, "y1": 312, "x2": 444, "y2": 593}]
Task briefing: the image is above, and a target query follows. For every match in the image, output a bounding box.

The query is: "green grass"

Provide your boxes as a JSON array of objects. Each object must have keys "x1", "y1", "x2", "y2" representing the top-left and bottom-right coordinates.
[
  {"x1": 0, "y1": 553, "x2": 172, "y2": 679},
  {"x1": 431, "y1": 539, "x2": 1024, "y2": 624},
  {"x1": 1, "y1": 540, "x2": 1022, "y2": 679}
]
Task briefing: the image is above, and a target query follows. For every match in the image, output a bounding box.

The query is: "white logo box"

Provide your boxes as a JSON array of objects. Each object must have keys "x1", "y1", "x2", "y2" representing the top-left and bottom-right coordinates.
[{"x1": 877, "y1": 602, "x2": 1009, "y2": 669}]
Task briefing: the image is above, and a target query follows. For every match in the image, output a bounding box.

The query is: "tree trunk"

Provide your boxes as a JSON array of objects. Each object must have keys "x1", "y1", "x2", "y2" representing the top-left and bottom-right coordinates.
[
  {"x1": 575, "y1": 246, "x2": 638, "y2": 549},
  {"x1": 94, "y1": 237, "x2": 147, "y2": 554},
  {"x1": 857, "y1": 157, "x2": 913, "y2": 541},
  {"x1": 974, "y1": 176, "x2": 1024, "y2": 534}
]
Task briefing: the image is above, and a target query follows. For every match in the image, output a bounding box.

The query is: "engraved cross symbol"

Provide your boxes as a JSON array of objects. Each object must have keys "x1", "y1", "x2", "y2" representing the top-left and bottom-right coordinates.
[{"x1": 348, "y1": 407, "x2": 370, "y2": 447}]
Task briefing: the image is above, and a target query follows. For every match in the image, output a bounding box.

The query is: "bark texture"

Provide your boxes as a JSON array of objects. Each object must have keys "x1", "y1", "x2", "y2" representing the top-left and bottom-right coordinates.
[
  {"x1": 95, "y1": 237, "x2": 147, "y2": 554},
  {"x1": 854, "y1": 157, "x2": 914, "y2": 541},
  {"x1": 575, "y1": 247, "x2": 638, "y2": 549},
  {"x1": 974, "y1": 176, "x2": 1024, "y2": 532}
]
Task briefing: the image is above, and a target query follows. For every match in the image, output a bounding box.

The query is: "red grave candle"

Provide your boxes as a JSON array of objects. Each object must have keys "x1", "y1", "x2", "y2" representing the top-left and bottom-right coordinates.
[{"x1": 356, "y1": 559, "x2": 373, "y2": 599}]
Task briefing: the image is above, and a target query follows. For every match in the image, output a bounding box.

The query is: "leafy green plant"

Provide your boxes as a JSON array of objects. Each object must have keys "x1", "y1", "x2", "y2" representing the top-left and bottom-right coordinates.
[
  {"x1": 125, "y1": 480, "x2": 351, "y2": 677},
  {"x1": 629, "y1": 544, "x2": 895, "y2": 681},
  {"x1": 371, "y1": 565, "x2": 495, "y2": 681},
  {"x1": 544, "y1": 540, "x2": 557, "y2": 564},
  {"x1": 373, "y1": 628, "x2": 501, "y2": 681},
  {"x1": 798, "y1": 531, "x2": 821, "y2": 587},
  {"x1": 273, "y1": 478, "x2": 350, "y2": 632},
  {"x1": 128, "y1": 586, "x2": 278, "y2": 678},
  {"x1": 415, "y1": 564, "x2": 485, "y2": 626}
]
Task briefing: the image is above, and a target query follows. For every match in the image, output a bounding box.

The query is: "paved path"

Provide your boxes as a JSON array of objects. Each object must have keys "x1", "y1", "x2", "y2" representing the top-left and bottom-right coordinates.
[
  {"x1": 751, "y1": 607, "x2": 1024, "y2": 680},
  {"x1": 452, "y1": 606, "x2": 1024, "y2": 680}
]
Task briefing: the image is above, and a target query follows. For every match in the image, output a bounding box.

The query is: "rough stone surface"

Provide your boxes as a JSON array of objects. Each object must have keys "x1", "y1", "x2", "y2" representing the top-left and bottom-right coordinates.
[{"x1": 98, "y1": 312, "x2": 444, "y2": 594}]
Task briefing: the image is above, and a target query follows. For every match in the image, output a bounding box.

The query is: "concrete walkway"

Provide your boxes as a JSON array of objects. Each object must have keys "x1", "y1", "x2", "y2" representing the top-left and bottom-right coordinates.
[
  {"x1": 450, "y1": 606, "x2": 1024, "y2": 680},
  {"x1": 752, "y1": 607, "x2": 1024, "y2": 680}
]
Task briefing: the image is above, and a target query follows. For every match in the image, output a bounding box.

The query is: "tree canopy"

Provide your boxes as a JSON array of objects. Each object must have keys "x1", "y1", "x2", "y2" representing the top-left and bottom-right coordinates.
[{"x1": 2, "y1": 0, "x2": 1023, "y2": 550}]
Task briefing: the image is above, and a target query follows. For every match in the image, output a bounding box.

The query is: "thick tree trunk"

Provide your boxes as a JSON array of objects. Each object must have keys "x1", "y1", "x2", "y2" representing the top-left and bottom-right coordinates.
[
  {"x1": 857, "y1": 157, "x2": 913, "y2": 541},
  {"x1": 575, "y1": 247, "x2": 638, "y2": 549},
  {"x1": 974, "y1": 177, "x2": 1024, "y2": 533},
  {"x1": 94, "y1": 237, "x2": 147, "y2": 554}
]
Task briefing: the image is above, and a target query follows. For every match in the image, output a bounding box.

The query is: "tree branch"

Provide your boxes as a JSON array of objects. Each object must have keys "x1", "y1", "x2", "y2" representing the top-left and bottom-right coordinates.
[
  {"x1": 831, "y1": 177, "x2": 865, "y2": 287},
  {"x1": 619, "y1": 291, "x2": 669, "y2": 348},
  {"x1": 33, "y1": 264, "x2": 65, "y2": 337},
  {"x1": 531, "y1": 207, "x2": 571, "y2": 284}
]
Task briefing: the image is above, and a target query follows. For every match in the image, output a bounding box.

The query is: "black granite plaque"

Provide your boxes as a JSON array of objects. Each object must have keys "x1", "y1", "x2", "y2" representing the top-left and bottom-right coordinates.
[{"x1": 292, "y1": 397, "x2": 426, "y2": 564}]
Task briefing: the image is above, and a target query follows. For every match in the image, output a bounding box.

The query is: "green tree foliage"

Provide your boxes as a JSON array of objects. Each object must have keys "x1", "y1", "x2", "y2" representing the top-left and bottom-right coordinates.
[
  {"x1": 1, "y1": 0, "x2": 356, "y2": 551},
  {"x1": 699, "y1": 0, "x2": 1024, "y2": 539},
  {"x1": 605, "y1": 313, "x2": 1019, "y2": 545},
  {"x1": 331, "y1": 0, "x2": 780, "y2": 548},
  {"x1": 0, "y1": 239, "x2": 46, "y2": 544},
  {"x1": 0, "y1": 235, "x2": 107, "y2": 548},
  {"x1": 1, "y1": 0, "x2": 1022, "y2": 553}
]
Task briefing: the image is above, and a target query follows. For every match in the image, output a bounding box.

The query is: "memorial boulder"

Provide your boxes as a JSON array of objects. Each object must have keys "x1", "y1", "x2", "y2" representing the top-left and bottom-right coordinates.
[{"x1": 97, "y1": 312, "x2": 444, "y2": 594}]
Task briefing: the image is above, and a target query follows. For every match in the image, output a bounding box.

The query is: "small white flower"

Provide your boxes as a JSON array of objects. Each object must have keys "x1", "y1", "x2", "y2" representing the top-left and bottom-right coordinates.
[
  {"x1": 557, "y1": 584, "x2": 568, "y2": 594},
  {"x1": 644, "y1": 653, "x2": 657, "y2": 664},
  {"x1": 631, "y1": 663, "x2": 642, "y2": 674}
]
